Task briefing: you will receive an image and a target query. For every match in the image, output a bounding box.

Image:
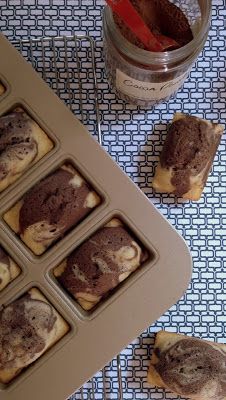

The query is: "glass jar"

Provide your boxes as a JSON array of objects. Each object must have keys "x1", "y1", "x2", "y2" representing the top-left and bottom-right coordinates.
[{"x1": 103, "y1": 0, "x2": 212, "y2": 107}]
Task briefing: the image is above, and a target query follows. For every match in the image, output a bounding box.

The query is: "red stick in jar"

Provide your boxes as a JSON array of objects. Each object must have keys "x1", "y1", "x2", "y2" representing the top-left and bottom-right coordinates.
[{"x1": 106, "y1": 0, "x2": 179, "y2": 51}]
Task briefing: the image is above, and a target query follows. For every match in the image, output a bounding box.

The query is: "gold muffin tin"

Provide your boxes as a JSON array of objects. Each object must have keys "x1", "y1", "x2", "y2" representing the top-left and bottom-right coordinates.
[{"x1": 0, "y1": 34, "x2": 192, "y2": 400}]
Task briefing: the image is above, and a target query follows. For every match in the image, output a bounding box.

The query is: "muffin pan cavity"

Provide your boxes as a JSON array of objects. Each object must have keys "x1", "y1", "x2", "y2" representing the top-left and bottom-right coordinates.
[
  {"x1": 54, "y1": 217, "x2": 150, "y2": 313},
  {"x1": 0, "y1": 106, "x2": 54, "y2": 194},
  {"x1": 0, "y1": 287, "x2": 70, "y2": 386},
  {"x1": 0, "y1": 34, "x2": 192, "y2": 400},
  {"x1": 3, "y1": 163, "x2": 101, "y2": 256}
]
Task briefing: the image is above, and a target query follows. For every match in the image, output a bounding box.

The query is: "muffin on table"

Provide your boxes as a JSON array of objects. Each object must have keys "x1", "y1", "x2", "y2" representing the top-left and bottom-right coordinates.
[
  {"x1": 153, "y1": 113, "x2": 224, "y2": 200},
  {"x1": 148, "y1": 330, "x2": 226, "y2": 400}
]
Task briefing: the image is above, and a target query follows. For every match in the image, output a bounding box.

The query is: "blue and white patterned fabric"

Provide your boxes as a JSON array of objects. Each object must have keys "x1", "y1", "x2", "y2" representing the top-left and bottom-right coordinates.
[{"x1": 0, "y1": 1, "x2": 225, "y2": 399}]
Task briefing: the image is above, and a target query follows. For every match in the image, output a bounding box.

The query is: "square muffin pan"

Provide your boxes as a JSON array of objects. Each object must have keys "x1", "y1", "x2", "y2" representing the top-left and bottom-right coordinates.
[{"x1": 0, "y1": 33, "x2": 192, "y2": 400}]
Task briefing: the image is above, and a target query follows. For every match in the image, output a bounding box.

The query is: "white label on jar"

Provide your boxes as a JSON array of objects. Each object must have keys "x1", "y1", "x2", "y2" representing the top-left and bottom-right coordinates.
[{"x1": 116, "y1": 69, "x2": 188, "y2": 101}]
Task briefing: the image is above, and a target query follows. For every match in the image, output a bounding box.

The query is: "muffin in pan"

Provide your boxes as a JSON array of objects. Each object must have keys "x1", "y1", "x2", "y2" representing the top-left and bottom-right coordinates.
[
  {"x1": 0, "y1": 107, "x2": 54, "y2": 193},
  {"x1": 4, "y1": 164, "x2": 101, "y2": 255},
  {"x1": 54, "y1": 218, "x2": 148, "y2": 311},
  {"x1": 0, "y1": 287, "x2": 69, "y2": 384},
  {"x1": 0, "y1": 245, "x2": 21, "y2": 292},
  {"x1": 153, "y1": 113, "x2": 224, "y2": 200},
  {"x1": 148, "y1": 330, "x2": 226, "y2": 400}
]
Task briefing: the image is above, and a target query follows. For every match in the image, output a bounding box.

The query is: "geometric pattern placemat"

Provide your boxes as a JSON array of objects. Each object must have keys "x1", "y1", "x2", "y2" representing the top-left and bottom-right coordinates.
[{"x1": 0, "y1": 1, "x2": 225, "y2": 398}]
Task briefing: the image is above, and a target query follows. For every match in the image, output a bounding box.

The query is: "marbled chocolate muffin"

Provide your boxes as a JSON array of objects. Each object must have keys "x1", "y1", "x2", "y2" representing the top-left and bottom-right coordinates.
[
  {"x1": 3, "y1": 164, "x2": 101, "y2": 255},
  {"x1": 0, "y1": 108, "x2": 53, "y2": 192},
  {"x1": 148, "y1": 331, "x2": 226, "y2": 400},
  {"x1": 153, "y1": 113, "x2": 224, "y2": 200},
  {"x1": 0, "y1": 287, "x2": 69, "y2": 384},
  {"x1": 54, "y1": 218, "x2": 148, "y2": 310}
]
